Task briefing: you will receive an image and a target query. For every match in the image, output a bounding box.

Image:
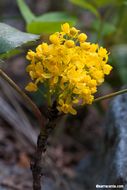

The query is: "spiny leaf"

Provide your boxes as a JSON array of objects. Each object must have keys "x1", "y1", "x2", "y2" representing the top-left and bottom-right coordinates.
[{"x1": 0, "y1": 23, "x2": 39, "y2": 58}]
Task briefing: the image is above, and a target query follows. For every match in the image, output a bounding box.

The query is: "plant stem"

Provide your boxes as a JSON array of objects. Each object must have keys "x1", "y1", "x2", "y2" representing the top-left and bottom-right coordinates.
[
  {"x1": 94, "y1": 88, "x2": 127, "y2": 102},
  {"x1": 0, "y1": 69, "x2": 44, "y2": 128},
  {"x1": 31, "y1": 104, "x2": 59, "y2": 190}
]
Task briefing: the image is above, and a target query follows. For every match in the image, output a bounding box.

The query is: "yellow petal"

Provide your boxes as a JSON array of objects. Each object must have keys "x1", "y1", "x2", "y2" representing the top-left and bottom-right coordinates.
[
  {"x1": 78, "y1": 33, "x2": 87, "y2": 43},
  {"x1": 25, "y1": 82, "x2": 38, "y2": 92},
  {"x1": 61, "y1": 23, "x2": 70, "y2": 34}
]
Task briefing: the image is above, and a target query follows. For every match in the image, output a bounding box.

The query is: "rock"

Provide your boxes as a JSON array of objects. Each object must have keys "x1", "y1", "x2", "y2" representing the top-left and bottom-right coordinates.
[
  {"x1": 102, "y1": 93, "x2": 127, "y2": 189},
  {"x1": 74, "y1": 93, "x2": 127, "y2": 189}
]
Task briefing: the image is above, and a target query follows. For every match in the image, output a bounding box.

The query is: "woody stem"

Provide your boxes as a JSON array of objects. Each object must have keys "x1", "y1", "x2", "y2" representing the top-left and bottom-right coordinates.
[{"x1": 31, "y1": 103, "x2": 59, "y2": 190}]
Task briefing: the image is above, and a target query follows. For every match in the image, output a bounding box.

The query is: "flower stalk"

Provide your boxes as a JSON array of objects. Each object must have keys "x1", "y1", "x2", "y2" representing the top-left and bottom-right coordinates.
[{"x1": 94, "y1": 88, "x2": 127, "y2": 102}]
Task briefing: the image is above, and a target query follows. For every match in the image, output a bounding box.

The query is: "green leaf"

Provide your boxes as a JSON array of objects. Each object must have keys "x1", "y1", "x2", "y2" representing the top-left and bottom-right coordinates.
[
  {"x1": 16, "y1": 0, "x2": 35, "y2": 23},
  {"x1": 27, "y1": 12, "x2": 77, "y2": 34},
  {"x1": 16, "y1": 0, "x2": 77, "y2": 34},
  {"x1": 111, "y1": 44, "x2": 127, "y2": 84},
  {"x1": 36, "y1": 12, "x2": 76, "y2": 22},
  {"x1": 17, "y1": 0, "x2": 77, "y2": 34},
  {"x1": 0, "y1": 23, "x2": 39, "y2": 57},
  {"x1": 70, "y1": 0, "x2": 99, "y2": 18}
]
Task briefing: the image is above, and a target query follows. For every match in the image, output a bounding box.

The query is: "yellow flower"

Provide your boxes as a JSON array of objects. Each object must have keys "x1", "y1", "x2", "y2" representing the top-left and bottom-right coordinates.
[
  {"x1": 57, "y1": 100, "x2": 77, "y2": 115},
  {"x1": 61, "y1": 23, "x2": 70, "y2": 34},
  {"x1": 103, "y1": 64, "x2": 112, "y2": 75},
  {"x1": 78, "y1": 33, "x2": 87, "y2": 42},
  {"x1": 49, "y1": 34, "x2": 60, "y2": 45},
  {"x1": 70, "y1": 27, "x2": 79, "y2": 36},
  {"x1": 65, "y1": 40, "x2": 75, "y2": 48},
  {"x1": 25, "y1": 22, "x2": 112, "y2": 115},
  {"x1": 41, "y1": 43, "x2": 49, "y2": 55},
  {"x1": 26, "y1": 63, "x2": 35, "y2": 72},
  {"x1": 25, "y1": 82, "x2": 37, "y2": 92},
  {"x1": 26, "y1": 50, "x2": 36, "y2": 62},
  {"x1": 80, "y1": 42, "x2": 90, "y2": 50}
]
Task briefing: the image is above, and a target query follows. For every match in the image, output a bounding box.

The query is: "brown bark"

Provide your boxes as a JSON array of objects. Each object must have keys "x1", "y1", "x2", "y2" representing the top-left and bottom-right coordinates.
[{"x1": 31, "y1": 104, "x2": 59, "y2": 190}]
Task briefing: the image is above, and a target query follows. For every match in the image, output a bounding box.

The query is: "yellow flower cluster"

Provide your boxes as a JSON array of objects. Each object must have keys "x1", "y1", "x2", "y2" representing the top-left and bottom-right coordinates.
[{"x1": 25, "y1": 23, "x2": 112, "y2": 115}]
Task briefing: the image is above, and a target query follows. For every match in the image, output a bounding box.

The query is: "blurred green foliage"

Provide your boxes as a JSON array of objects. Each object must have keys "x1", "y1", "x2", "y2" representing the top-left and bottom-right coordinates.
[
  {"x1": 111, "y1": 45, "x2": 127, "y2": 84},
  {"x1": 70, "y1": 0, "x2": 99, "y2": 17},
  {"x1": 17, "y1": 0, "x2": 77, "y2": 34}
]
